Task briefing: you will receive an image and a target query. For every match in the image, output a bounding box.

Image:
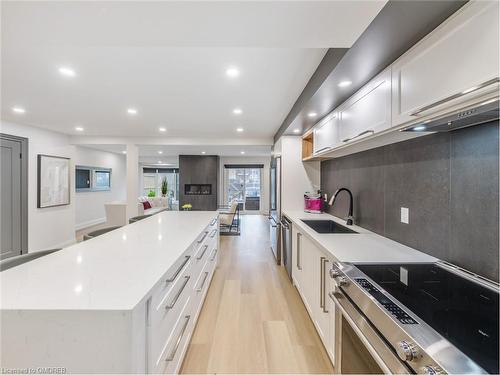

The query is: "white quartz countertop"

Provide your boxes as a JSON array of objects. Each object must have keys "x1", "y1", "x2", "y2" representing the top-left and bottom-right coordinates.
[
  {"x1": 283, "y1": 210, "x2": 437, "y2": 264},
  {"x1": 0, "y1": 211, "x2": 217, "y2": 311}
]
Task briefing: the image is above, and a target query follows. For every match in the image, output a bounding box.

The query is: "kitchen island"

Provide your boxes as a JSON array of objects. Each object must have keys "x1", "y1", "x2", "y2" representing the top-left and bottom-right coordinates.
[{"x1": 0, "y1": 211, "x2": 219, "y2": 374}]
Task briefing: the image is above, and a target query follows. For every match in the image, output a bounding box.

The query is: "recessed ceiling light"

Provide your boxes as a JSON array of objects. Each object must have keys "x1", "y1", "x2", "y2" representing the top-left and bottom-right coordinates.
[
  {"x1": 158, "y1": 160, "x2": 162, "y2": 164},
  {"x1": 233, "y1": 108, "x2": 242, "y2": 115},
  {"x1": 75, "y1": 126, "x2": 84, "y2": 132},
  {"x1": 338, "y1": 80, "x2": 352, "y2": 88},
  {"x1": 308, "y1": 112, "x2": 317, "y2": 117},
  {"x1": 293, "y1": 129, "x2": 300, "y2": 133},
  {"x1": 236, "y1": 127, "x2": 244, "y2": 132},
  {"x1": 12, "y1": 106, "x2": 26, "y2": 114},
  {"x1": 240, "y1": 151, "x2": 245, "y2": 155},
  {"x1": 201, "y1": 151, "x2": 206, "y2": 155},
  {"x1": 226, "y1": 67, "x2": 240, "y2": 78},
  {"x1": 158, "y1": 151, "x2": 163, "y2": 154},
  {"x1": 58, "y1": 66, "x2": 76, "y2": 77},
  {"x1": 127, "y1": 108, "x2": 138, "y2": 115},
  {"x1": 122, "y1": 150, "x2": 127, "y2": 154},
  {"x1": 158, "y1": 127, "x2": 166, "y2": 132}
]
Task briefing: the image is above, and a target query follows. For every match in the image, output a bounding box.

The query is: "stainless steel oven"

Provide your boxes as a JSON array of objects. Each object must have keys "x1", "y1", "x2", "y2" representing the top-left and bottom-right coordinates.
[
  {"x1": 329, "y1": 261, "x2": 496, "y2": 375},
  {"x1": 329, "y1": 277, "x2": 410, "y2": 374}
]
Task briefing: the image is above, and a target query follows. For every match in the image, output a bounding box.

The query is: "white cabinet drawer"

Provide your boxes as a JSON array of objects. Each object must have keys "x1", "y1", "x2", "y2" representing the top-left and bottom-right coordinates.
[
  {"x1": 153, "y1": 297, "x2": 193, "y2": 374},
  {"x1": 392, "y1": 1, "x2": 499, "y2": 126},
  {"x1": 150, "y1": 272, "x2": 193, "y2": 365},
  {"x1": 339, "y1": 68, "x2": 391, "y2": 144}
]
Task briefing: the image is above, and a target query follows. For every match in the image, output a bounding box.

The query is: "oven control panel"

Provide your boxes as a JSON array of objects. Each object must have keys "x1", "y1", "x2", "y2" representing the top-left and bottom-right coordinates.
[{"x1": 355, "y1": 278, "x2": 418, "y2": 324}]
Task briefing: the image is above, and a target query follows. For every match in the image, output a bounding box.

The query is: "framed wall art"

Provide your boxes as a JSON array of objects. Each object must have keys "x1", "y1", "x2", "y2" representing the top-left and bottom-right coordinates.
[{"x1": 37, "y1": 154, "x2": 70, "y2": 208}]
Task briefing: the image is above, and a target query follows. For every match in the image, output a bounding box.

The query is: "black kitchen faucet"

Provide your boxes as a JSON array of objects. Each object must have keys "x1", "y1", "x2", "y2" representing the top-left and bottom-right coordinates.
[{"x1": 328, "y1": 187, "x2": 354, "y2": 225}]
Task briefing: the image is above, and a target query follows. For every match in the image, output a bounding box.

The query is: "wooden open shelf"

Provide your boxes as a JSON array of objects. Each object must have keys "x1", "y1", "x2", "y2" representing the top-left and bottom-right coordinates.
[{"x1": 302, "y1": 132, "x2": 313, "y2": 160}]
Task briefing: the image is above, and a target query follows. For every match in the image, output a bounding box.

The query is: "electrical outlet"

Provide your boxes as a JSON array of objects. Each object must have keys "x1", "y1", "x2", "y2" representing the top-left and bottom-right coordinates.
[{"x1": 401, "y1": 207, "x2": 409, "y2": 224}]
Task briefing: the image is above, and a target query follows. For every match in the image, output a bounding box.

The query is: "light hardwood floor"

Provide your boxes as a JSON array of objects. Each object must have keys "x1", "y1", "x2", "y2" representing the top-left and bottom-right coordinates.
[{"x1": 180, "y1": 215, "x2": 334, "y2": 374}]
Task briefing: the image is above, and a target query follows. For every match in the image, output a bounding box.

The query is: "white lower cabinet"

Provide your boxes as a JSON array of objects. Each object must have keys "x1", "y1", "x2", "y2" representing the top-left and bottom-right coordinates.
[
  {"x1": 292, "y1": 224, "x2": 335, "y2": 364},
  {"x1": 148, "y1": 219, "x2": 219, "y2": 374}
]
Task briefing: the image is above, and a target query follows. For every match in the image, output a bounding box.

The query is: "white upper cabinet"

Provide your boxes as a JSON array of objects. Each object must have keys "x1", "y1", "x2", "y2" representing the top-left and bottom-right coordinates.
[
  {"x1": 339, "y1": 68, "x2": 392, "y2": 145},
  {"x1": 313, "y1": 112, "x2": 341, "y2": 155},
  {"x1": 392, "y1": 1, "x2": 500, "y2": 126}
]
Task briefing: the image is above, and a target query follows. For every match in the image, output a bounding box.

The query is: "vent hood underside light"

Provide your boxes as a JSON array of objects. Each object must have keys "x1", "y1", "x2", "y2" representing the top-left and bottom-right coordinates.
[{"x1": 402, "y1": 98, "x2": 499, "y2": 133}]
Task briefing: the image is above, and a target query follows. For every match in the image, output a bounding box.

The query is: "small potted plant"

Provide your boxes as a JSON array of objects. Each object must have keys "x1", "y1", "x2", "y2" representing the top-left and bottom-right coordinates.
[
  {"x1": 147, "y1": 190, "x2": 156, "y2": 197},
  {"x1": 161, "y1": 177, "x2": 168, "y2": 197},
  {"x1": 181, "y1": 203, "x2": 192, "y2": 211}
]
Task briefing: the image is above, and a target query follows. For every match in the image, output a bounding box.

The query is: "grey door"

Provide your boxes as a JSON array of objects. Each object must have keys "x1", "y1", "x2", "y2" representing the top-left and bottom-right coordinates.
[{"x1": 1, "y1": 138, "x2": 22, "y2": 259}]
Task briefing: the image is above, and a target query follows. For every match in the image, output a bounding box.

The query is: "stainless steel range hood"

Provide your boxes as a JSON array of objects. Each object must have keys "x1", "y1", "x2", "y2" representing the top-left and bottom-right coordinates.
[{"x1": 402, "y1": 97, "x2": 499, "y2": 133}]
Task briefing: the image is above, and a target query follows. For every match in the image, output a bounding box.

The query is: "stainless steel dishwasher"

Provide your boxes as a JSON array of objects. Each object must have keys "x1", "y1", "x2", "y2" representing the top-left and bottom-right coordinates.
[{"x1": 281, "y1": 216, "x2": 292, "y2": 280}]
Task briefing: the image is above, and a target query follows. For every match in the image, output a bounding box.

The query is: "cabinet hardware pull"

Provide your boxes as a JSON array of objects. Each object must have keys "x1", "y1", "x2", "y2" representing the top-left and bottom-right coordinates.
[
  {"x1": 210, "y1": 248, "x2": 218, "y2": 261},
  {"x1": 197, "y1": 231, "x2": 209, "y2": 243},
  {"x1": 197, "y1": 272, "x2": 210, "y2": 292},
  {"x1": 165, "y1": 315, "x2": 191, "y2": 362},
  {"x1": 210, "y1": 218, "x2": 217, "y2": 226},
  {"x1": 321, "y1": 257, "x2": 329, "y2": 313},
  {"x1": 297, "y1": 232, "x2": 302, "y2": 271},
  {"x1": 165, "y1": 276, "x2": 190, "y2": 310},
  {"x1": 315, "y1": 146, "x2": 333, "y2": 154},
  {"x1": 409, "y1": 78, "x2": 499, "y2": 116},
  {"x1": 342, "y1": 129, "x2": 375, "y2": 143},
  {"x1": 209, "y1": 229, "x2": 217, "y2": 238},
  {"x1": 320, "y1": 257, "x2": 324, "y2": 309},
  {"x1": 165, "y1": 256, "x2": 190, "y2": 283},
  {"x1": 196, "y1": 245, "x2": 208, "y2": 260}
]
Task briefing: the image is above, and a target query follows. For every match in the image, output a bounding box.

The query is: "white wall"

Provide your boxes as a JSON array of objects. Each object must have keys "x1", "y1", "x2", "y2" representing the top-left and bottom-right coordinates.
[
  {"x1": 1, "y1": 121, "x2": 76, "y2": 251},
  {"x1": 218, "y1": 156, "x2": 270, "y2": 214},
  {"x1": 279, "y1": 136, "x2": 320, "y2": 212},
  {"x1": 74, "y1": 146, "x2": 126, "y2": 229}
]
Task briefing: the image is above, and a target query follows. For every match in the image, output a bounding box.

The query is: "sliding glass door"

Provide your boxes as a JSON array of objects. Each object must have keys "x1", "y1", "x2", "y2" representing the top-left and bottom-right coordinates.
[{"x1": 224, "y1": 166, "x2": 262, "y2": 212}]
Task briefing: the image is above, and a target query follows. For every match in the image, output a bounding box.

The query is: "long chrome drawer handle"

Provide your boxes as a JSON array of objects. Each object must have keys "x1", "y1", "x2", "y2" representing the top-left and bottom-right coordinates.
[
  {"x1": 297, "y1": 232, "x2": 302, "y2": 271},
  {"x1": 210, "y1": 248, "x2": 218, "y2": 261},
  {"x1": 165, "y1": 315, "x2": 191, "y2": 362},
  {"x1": 409, "y1": 78, "x2": 499, "y2": 116},
  {"x1": 210, "y1": 218, "x2": 217, "y2": 226},
  {"x1": 196, "y1": 245, "x2": 208, "y2": 260},
  {"x1": 197, "y1": 231, "x2": 209, "y2": 243},
  {"x1": 315, "y1": 146, "x2": 333, "y2": 154},
  {"x1": 322, "y1": 257, "x2": 329, "y2": 313},
  {"x1": 209, "y1": 229, "x2": 217, "y2": 238},
  {"x1": 165, "y1": 276, "x2": 190, "y2": 310},
  {"x1": 342, "y1": 129, "x2": 375, "y2": 143},
  {"x1": 197, "y1": 271, "x2": 209, "y2": 292},
  {"x1": 165, "y1": 256, "x2": 190, "y2": 283}
]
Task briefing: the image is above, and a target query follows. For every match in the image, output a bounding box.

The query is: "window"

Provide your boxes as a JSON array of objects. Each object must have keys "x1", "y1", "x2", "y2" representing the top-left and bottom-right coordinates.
[
  {"x1": 224, "y1": 165, "x2": 263, "y2": 211},
  {"x1": 76, "y1": 168, "x2": 91, "y2": 189},
  {"x1": 76, "y1": 166, "x2": 112, "y2": 192},
  {"x1": 141, "y1": 168, "x2": 179, "y2": 202},
  {"x1": 94, "y1": 170, "x2": 111, "y2": 189}
]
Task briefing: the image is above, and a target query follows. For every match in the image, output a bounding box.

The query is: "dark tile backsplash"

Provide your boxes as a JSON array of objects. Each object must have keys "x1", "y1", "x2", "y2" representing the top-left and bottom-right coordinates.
[{"x1": 321, "y1": 121, "x2": 499, "y2": 281}]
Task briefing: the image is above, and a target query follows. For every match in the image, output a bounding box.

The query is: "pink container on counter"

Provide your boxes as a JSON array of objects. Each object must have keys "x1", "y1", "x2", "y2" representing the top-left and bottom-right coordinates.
[{"x1": 304, "y1": 195, "x2": 323, "y2": 213}]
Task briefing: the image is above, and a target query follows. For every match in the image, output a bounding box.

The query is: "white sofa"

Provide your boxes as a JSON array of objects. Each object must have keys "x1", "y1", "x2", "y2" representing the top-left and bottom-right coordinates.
[{"x1": 137, "y1": 196, "x2": 169, "y2": 216}]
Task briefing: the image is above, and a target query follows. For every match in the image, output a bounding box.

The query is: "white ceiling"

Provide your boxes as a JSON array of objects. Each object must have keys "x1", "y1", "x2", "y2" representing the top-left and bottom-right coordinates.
[
  {"x1": 80, "y1": 143, "x2": 271, "y2": 158},
  {"x1": 1, "y1": 1, "x2": 386, "y2": 141},
  {"x1": 79, "y1": 143, "x2": 271, "y2": 168}
]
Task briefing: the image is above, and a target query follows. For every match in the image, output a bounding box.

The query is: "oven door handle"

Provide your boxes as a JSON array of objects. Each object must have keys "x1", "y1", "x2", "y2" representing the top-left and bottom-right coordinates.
[{"x1": 329, "y1": 290, "x2": 393, "y2": 375}]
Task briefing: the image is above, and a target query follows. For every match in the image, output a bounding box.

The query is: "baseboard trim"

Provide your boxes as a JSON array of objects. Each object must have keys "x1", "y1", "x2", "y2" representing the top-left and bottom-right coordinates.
[{"x1": 75, "y1": 217, "x2": 106, "y2": 231}]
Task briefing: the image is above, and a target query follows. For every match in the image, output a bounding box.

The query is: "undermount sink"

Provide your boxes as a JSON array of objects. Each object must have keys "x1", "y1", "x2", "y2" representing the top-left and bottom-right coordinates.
[{"x1": 301, "y1": 219, "x2": 358, "y2": 234}]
